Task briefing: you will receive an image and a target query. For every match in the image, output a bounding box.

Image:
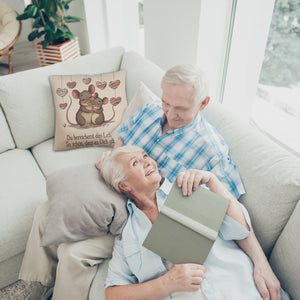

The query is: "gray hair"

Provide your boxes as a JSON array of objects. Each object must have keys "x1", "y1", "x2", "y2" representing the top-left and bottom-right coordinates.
[
  {"x1": 100, "y1": 145, "x2": 145, "y2": 193},
  {"x1": 161, "y1": 64, "x2": 209, "y2": 105}
]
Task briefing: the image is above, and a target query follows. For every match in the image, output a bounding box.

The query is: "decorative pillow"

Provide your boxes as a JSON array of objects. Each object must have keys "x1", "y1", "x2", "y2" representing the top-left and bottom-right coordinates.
[
  {"x1": 111, "y1": 81, "x2": 161, "y2": 140},
  {"x1": 49, "y1": 70, "x2": 127, "y2": 151},
  {"x1": 41, "y1": 164, "x2": 128, "y2": 246},
  {"x1": 122, "y1": 81, "x2": 161, "y2": 121}
]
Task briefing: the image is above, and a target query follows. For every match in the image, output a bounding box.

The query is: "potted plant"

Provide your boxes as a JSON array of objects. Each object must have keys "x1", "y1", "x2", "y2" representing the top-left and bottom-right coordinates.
[{"x1": 17, "y1": 0, "x2": 82, "y2": 66}]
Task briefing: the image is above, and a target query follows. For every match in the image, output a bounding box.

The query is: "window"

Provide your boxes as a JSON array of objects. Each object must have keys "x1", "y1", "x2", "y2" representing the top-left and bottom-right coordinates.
[{"x1": 250, "y1": 0, "x2": 300, "y2": 156}]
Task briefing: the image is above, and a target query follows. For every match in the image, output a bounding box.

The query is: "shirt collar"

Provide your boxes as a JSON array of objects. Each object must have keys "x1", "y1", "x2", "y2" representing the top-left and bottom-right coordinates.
[
  {"x1": 126, "y1": 178, "x2": 173, "y2": 213},
  {"x1": 159, "y1": 112, "x2": 202, "y2": 135}
]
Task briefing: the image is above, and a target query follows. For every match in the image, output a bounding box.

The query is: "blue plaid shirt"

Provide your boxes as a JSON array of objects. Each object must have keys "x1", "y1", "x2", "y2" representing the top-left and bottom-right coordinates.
[{"x1": 118, "y1": 101, "x2": 245, "y2": 199}]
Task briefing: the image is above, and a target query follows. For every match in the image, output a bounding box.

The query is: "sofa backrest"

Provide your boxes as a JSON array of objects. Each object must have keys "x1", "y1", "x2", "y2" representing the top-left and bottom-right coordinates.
[
  {"x1": 202, "y1": 101, "x2": 300, "y2": 256},
  {"x1": 0, "y1": 47, "x2": 125, "y2": 150},
  {"x1": 120, "y1": 51, "x2": 164, "y2": 102},
  {"x1": 0, "y1": 105, "x2": 15, "y2": 153}
]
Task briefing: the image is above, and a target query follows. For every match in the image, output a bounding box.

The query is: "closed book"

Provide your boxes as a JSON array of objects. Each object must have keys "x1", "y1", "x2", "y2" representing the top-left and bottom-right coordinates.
[{"x1": 143, "y1": 184, "x2": 230, "y2": 264}]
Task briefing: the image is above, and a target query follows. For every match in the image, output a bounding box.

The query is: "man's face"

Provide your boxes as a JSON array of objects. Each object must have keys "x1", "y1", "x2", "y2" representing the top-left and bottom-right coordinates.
[
  {"x1": 117, "y1": 150, "x2": 162, "y2": 193},
  {"x1": 161, "y1": 83, "x2": 201, "y2": 129}
]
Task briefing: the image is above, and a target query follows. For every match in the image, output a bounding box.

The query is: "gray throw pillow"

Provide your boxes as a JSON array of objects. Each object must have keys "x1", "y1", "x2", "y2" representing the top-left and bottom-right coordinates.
[{"x1": 41, "y1": 164, "x2": 128, "y2": 246}]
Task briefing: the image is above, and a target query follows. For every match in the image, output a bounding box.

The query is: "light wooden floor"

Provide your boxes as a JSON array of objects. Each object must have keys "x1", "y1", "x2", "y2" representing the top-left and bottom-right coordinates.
[{"x1": 0, "y1": 41, "x2": 40, "y2": 76}]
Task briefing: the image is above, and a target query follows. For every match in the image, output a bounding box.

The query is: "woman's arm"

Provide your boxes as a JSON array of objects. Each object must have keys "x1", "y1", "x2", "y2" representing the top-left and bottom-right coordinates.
[{"x1": 106, "y1": 263, "x2": 205, "y2": 300}]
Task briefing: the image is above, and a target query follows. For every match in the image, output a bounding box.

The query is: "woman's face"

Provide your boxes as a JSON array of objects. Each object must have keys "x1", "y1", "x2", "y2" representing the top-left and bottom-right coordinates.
[{"x1": 117, "y1": 150, "x2": 162, "y2": 193}]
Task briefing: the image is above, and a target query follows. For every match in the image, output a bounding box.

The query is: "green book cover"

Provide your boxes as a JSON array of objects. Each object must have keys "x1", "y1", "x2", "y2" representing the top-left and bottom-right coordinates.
[{"x1": 143, "y1": 184, "x2": 230, "y2": 264}]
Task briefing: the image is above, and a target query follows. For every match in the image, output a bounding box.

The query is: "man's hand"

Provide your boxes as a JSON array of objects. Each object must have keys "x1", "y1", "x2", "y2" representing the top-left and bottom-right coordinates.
[
  {"x1": 161, "y1": 264, "x2": 205, "y2": 294},
  {"x1": 95, "y1": 151, "x2": 112, "y2": 170},
  {"x1": 254, "y1": 263, "x2": 281, "y2": 300},
  {"x1": 176, "y1": 169, "x2": 213, "y2": 196}
]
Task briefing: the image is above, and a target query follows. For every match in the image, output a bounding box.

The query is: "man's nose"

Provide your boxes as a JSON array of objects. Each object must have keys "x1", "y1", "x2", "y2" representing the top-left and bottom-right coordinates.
[{"x1": 166, "y1": 107, "x2": 175, "y2": 117}]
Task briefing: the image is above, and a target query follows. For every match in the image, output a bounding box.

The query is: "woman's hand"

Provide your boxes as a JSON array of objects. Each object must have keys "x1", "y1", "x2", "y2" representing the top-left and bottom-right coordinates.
[
  {"x1": 176, "y1": 169, "x2": 214, "y2": 196},
  {"x1": 160, "y1": 264, "x2": 205, "y2": 294}
]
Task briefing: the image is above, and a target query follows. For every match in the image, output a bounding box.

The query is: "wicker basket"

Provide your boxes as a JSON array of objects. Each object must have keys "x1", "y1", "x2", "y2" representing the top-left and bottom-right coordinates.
[{"x1": 34, "y1": 37, "x2": 80, "y2": 67}]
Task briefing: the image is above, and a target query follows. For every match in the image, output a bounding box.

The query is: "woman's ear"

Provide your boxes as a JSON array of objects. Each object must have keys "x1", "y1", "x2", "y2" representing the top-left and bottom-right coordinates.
[{"x1": 118, "y1": 182, "x2": 131, "y2": 193}]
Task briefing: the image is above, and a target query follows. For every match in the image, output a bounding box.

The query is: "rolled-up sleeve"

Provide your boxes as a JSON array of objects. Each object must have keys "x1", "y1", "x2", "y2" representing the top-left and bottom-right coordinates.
[
  {"x1": 218, "y1": 204, "x2": 253, "y2": 241},
  {"x1": 104, "y1": 238, "x2": 138, "y2": 288}
]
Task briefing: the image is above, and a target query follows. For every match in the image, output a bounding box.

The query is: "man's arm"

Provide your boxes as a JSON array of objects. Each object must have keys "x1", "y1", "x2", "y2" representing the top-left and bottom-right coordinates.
[
  {"x1": 176, "y1": 169, "x2": 281, "y2": 300},
  {"x1": 236, "y1": 233, "x2": 281, "y2": 300}
]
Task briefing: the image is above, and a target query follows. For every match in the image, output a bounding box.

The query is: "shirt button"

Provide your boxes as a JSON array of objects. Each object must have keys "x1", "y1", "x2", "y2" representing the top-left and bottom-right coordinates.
[{"x1": 157, "y1": 138, "x2": 160, "y2": 142}]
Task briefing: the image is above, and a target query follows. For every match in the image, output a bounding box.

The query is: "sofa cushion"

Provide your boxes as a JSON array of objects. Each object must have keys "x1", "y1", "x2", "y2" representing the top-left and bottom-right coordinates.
[
  {"x1": 41, "y1": 164, "x2": 127, "y2": 246},
  {"x1": 0, "y1": 47, "x2": 125, "y2": 150},
  {"x1": 202, "y1": 101, "x2": 300, "y2": 255},
  {"x1": 269, "y1": 200, "x2": 300, "y2": 300},
  {"x1": 31, "y1": 138, "x2": 107, "y2": 177},
  {"x1": 0, "y1": 105, "x2": 14, "y2": 154},
  {"x1": 120, "y1": 51, "x2": 164, "y2": 103},
  {"x1": 0, "y1": 149, "x2": 47, "y2": 262},
  {"x1": 121, "y1": 81, "x2": 160, "y2": 122},
  {"x1": 49, "y1": 70, "x2": 127, "y2": 151}
]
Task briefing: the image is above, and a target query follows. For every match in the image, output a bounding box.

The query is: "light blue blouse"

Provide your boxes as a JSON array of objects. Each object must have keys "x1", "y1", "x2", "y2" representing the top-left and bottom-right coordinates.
[{"x1": 104, "y1": 180, "x2": 288, "y2": 300}]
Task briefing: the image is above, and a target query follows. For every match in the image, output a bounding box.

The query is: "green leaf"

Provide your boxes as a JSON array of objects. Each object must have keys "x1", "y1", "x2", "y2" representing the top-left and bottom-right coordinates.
[
  {"x1": 37, "y1": 30, "x2": 46, "y2": 38},
  {"x1": 16, "y1": 12, "x2": 29, "y2": 21},
  {"x1": 28, "y1": 5, "x2": 38, "y2": 18},
  {"x1": 24, "y1": 4, "x2": 33, "y2": 13},
  {"x1": 65, "y1": 31, "x2": 75, "y2": 40},
  {"x1": 42, "y1": 40, "x2": 50, "y2": 48},
  {"x1": 28, "y1": 30, "x2": 39, "y2": 41},
  {"x1": 49, "y1": 11, "x2": 61, "y2": 23},
  {"x1": 64, "y1": 16, "x2": 82, "y2": 23},
  {"x1": 53, "y1": 0, "x2": 64, "y2": 10},
  {"x1": 60, "y1": 25, "x2": 69, "y2": 33},
  {"x1": 45, "y1": 21, "x2": 57, "y2": 33},
  {"x1": 45, "y1": 0, "x2": 58, "y2": 14},
  {"x1": 32, "y1": 17, "x2": 43, "y2": 28},
  {"x1": 38, "y1": 0, "x2": 47, "y2": 9},
  {"x1": 44, "y1": 32, "x2": 53, "y2": 43}
]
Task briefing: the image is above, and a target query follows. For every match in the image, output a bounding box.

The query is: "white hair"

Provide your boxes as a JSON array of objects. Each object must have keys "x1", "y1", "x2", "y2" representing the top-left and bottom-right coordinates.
[
  {"x1": 161, "y1": 64, "x2": 209, "y2": 105},
  {"x1": 100, "y1": 145, "x2": 144, "y2": 193}
]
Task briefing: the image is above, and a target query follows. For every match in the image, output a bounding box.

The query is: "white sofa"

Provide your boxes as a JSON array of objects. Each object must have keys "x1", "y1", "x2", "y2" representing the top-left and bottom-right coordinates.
[{"x1": 0, "y1": 47, "x2": 299, "y2": 300}]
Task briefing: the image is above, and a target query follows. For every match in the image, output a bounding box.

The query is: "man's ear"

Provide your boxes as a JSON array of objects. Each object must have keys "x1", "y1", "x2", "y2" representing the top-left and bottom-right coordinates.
[
  {"x1": 199, "y1": 96, "x2": 210, "y2": 111},
  {"x1": 118, "y1": 182, "x2": 131, "y2": 193}
]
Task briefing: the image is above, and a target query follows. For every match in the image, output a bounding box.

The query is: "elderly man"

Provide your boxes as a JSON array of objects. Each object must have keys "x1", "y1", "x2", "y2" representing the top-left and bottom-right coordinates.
[
  {"x1": 100, "y1": 145, "x2": 287, "y2": 300},
  {"x1": 20, "y1": 65, "x2": 280, "y2": 300}
]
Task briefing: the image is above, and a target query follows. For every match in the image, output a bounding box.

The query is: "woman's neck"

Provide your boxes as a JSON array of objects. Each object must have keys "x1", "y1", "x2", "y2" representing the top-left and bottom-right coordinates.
[{"x1": 130, "y1": 185, "x2": 160, "y2": 223}]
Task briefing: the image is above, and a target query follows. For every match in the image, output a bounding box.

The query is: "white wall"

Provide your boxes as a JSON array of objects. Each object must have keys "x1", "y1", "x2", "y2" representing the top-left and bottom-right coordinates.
[
  {"x1": 82, "y1": 0, "x2": 108, "y2": 54},
  {"x1": 106, "y1": 0, "x2": 140, "y2": 51},
  {"x1": 143, "y1": 0, "x2": 202, "y2": 71},
  {"x1": 142, "y1": 0, "x2": 233, "y2": 103}
]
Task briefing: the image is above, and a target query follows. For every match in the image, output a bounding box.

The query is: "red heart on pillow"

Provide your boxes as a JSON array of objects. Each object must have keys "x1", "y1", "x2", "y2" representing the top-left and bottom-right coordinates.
[
  {"x1": 109, "y1": 80, "x2": 120, "y2": 89},
  {"x1": 110, "y1": 97, "x2": 121, "y2": 106},
  {"x1": 56, "y1": 88, "x2": 68, "y2": 97},
  {"x1": 83, "y1": 78, "x2": 92, "y2": 85},
  {"x1": 67, "y1": 81, "x2": 76, "y2": 89},
  {"x1": 59, "y1": 103, "x2": 67, "y2": 109},
  {"x1": 96, "y1": 81, "x2": 107, "y2": 90}
]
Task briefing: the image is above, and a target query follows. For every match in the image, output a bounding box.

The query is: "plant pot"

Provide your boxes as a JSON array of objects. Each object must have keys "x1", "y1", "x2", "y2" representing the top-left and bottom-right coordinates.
[{"x1": 34, "y1": 37, "x2": 80, "y2": 67}]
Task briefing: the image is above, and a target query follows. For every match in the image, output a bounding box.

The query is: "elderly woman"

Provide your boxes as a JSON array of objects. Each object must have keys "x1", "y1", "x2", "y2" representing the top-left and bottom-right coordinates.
[{"x1": 100, "y1": 145, "x2": 287, "y2": 300}]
